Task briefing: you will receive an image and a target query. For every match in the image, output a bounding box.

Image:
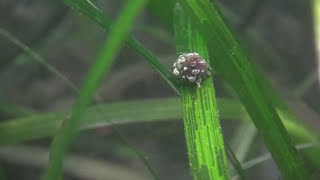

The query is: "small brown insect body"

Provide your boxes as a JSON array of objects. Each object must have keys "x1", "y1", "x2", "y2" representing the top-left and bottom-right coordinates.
[{"x1": 173, "y1": 53, "x2": 211, "y2": 88}]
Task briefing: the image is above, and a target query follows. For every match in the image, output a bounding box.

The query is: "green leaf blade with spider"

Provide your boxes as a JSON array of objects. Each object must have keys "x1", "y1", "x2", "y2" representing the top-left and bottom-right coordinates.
[{"x1": 174, "y1": 4, "x2": 230, "y2": 180}]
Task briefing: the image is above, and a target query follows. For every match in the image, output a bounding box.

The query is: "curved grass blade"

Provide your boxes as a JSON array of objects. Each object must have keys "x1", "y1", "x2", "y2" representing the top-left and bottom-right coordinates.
[
  {"x1": 174, "y1": 4, "x2": 230, "y2": 179},
  {"x1": 177, "y1": 0, "x2": 310, "y2": 179},
  {"x1": 64, "y1": 0, "x2": 179, "y2": 94},
  {"x1": 44, "y1": 0, "x2": 147, "y2": 179}
]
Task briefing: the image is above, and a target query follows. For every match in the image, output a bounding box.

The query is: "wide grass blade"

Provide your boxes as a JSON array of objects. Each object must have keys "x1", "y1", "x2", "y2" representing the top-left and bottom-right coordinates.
[
  {"x1": 64, "y1": 0, "x2": 179, "y2": 94},
  {"x1": 0, "y1": 98, "x2": 317, "y2": 148},
  {"x1": 174, "y1": 4, "x2": 230, "y2": 179},
  {"x1": 0, "y1": 98, "x2": 181, "y2": 144},
  {"x1": 176, "y1": 0, "x2": 310, "y2": 179},
  {"x1": 0, "y1": 98, "x2": 224, "y2": 144},
  {"x1": 0, "y1": 98, "x2": 318, "y2": 166},
  {"x1": 44, "y1": 0, "x2": 147, "y2": 179}
]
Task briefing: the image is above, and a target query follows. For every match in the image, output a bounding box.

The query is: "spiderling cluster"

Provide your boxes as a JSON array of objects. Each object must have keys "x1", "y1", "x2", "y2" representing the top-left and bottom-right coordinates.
[{"x1": 173, "y1": 52, "x2": 212, "y2": 88}]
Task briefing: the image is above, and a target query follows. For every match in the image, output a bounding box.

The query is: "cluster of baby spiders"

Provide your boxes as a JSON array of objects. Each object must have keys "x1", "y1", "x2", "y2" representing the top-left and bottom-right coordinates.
[{"x1": 173, "y1": 52, "x2": 212, "y2": 88}]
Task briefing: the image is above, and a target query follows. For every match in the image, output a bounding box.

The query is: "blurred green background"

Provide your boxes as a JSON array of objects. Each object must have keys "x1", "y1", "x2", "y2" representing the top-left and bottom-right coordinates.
[{"x1": 0, "y1": 0, "x2": 319, "y2": 179}]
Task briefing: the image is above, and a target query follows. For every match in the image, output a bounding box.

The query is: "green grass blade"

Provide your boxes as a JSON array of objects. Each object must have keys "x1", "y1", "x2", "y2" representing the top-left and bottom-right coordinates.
[
  {"x1": 174, "y1": 4, "x2": 230, "y2": 179},
  {"x1": 0, "y1": 98, "x2": 182, "y2": 144},
  {"x1": 64, "y1": 0, "x2": 179, "y2": 94},
  {"x1": 0, "y1": 98, "x2": 317, "y2": 148},
  {"x1": 0, "y1": 98, "x2": 318, "y2": 167},
  {"x1": 44, "y1": 0, "x2": 147, "y2": 179},
  {"x1": 0, "y1": 98, "x2": 317, "y2": 147},
  {"x1": 176, "y1": 0, "x2": 310, "y2": 179},
  {"x1": 0, "y1": 28, "x2": 78, "y2": 93}
]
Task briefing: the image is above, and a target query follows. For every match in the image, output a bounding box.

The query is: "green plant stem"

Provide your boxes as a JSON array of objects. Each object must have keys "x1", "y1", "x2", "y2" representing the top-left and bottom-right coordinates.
[
  {"x1": 44, "y1": 0, "x2": 147, "y2": 179},
  {"x1": 174, "y1": 4, "x2": 230, "y2": 179},
  {"x1": 177, "y1": 0, "x2": 310, "y2": 179}
]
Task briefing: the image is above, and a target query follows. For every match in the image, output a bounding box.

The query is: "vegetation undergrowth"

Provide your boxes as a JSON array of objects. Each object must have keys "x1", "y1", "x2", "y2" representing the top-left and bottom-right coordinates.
[{"x1": 0, "y1": 0, "x2": 319, "y2": 179}]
